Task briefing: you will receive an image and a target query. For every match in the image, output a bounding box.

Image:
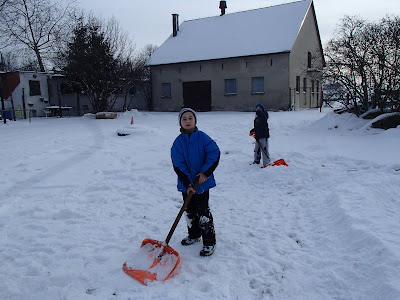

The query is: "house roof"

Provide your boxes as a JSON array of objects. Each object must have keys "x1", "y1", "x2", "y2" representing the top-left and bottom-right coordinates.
[{"x1": 148, "y1": 0, "x2": 312, "y2": 66}]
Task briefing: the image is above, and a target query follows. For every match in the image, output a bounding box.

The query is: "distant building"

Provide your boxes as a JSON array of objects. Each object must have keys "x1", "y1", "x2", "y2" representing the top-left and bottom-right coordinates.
[
  {"x1": 0, "y1": 71, "x2": 148, "y2": 119},
  {"x1": 148, "y1": 0, "x2": 325, "y2": 111}
]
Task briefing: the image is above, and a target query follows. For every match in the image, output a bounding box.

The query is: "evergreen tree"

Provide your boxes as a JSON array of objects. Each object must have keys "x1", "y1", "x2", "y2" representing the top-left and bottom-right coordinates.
[{"x1": 63, "y1": 20, "x2": 120, "y2": 112}]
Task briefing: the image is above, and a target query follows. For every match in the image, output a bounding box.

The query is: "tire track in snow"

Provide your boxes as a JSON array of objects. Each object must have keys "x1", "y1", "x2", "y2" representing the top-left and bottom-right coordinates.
[
  {"x1": 275, "y1": 153, "x2": 400, "y2": 299},
  {"x1": 3, "y1": 118, "x2": 104, "y2": 198}
]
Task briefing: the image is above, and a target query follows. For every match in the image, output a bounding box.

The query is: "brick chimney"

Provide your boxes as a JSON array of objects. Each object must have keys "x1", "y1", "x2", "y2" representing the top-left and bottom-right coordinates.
[
  {"x1": 219, "y1": 1, "x2": 227, "y2": 16},
  {"x1": 172, "y1": 14, "x2": 179, "y2": 37}
]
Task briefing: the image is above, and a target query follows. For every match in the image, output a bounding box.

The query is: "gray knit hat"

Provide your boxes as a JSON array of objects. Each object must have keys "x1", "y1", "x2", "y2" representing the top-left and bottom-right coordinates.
[{"x1": 178, "y1": 108, "x2": 197, "y2": 126}]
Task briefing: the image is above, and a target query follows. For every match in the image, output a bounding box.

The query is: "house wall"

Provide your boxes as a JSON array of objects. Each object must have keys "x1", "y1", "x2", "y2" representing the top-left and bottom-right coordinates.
[
  {"x1": 3, "y1": 72, "x2": 51, "y2": 118},
  {"x1": 289, "y1": 3, "x2": 324, "y2": 110},
  {"x1": 151, "y1": 52, "x2": 291, "y2": 112}
]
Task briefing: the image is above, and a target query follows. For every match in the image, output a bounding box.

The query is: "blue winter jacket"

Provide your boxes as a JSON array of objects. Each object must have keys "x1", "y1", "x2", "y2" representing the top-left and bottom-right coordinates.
[{"x1": 171, "y1": 128, "x2": 220, "y2": 194}]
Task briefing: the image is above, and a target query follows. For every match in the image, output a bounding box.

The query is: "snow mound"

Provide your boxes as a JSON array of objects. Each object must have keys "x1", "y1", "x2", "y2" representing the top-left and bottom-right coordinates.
[
  {"x1": 308, "y1": 111, "x2": 369, "y2": 132},
  {"x1": 116, "y1": 124, "x2": 150, "y2": 136}
]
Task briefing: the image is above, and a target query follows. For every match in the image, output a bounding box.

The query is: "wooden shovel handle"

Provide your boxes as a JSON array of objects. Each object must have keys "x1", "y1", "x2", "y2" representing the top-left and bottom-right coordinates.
[{"x1": 165, "y1": 177, "x2": 200, "y2": 245}]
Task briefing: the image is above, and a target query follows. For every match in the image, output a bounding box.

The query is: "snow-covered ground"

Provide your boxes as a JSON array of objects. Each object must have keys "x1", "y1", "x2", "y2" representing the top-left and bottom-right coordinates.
[{"x1": 1, "y1": 108, "x2": 399, "y2": 300}]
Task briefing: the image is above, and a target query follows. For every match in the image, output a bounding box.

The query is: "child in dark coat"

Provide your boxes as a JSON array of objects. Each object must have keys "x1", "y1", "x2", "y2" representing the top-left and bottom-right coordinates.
[
  {"x1": 171, "y1": 108, "x2": 220, "y2": 256},
  {"x1": 250, "y1": 104, "x2": 270, "y2": 167}
]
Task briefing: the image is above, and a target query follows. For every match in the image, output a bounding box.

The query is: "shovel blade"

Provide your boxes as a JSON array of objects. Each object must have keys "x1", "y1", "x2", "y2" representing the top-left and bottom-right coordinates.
[
  {"x1": 271, "y1": 158, "x2": 288, "y2": 166},
  {"x1": 122, "y1": 238, "x2": 180, "y2": 285}
]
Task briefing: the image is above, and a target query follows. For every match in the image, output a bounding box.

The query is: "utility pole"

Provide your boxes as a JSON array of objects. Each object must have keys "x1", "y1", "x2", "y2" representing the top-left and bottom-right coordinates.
[
  {"x1": 0, "y1": 53, "x2": 5, "y2": 124},
  {"x1": 1, "y1": 83, "x2": 6, "y2": 124},
  {"x1": 22, "y1": 88, "x2": 27, "y2": 119}
]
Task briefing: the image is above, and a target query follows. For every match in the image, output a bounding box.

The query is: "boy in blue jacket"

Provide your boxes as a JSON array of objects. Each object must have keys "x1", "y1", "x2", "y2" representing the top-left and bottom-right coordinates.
[{"x1": 171, "y1": 108, "x2": 220, "y2": 256}]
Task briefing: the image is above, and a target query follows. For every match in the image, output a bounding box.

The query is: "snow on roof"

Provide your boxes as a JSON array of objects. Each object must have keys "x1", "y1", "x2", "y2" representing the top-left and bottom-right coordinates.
[{"x1": 149, "y1": 0, "x2": 312, "y2": 66}]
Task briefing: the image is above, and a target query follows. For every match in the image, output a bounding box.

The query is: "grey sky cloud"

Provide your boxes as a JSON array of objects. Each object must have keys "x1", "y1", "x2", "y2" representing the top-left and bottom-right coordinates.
[{"x1": 78, "y1": 0, "x2": 399, "y2": 50}]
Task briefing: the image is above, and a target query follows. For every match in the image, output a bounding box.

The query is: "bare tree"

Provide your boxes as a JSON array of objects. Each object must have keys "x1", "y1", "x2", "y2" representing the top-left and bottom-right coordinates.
[
  {"x1": 367, "y1": 16, "x2": 400, "y2": 111},
  {"x1": 97, "y1": 16, "x2": 156, "y2": 111},
  {"x1": 0, "y1": 0, "x2": 8, "y2": 10},
  {"x1": 136, "y1": 44, "x2": 157, "y2": 110},
  {"x1": 324, "y1": 15, "x2": 400, "y2": 115},
  {"x1": 324, "y1": 16, "x2": 370, "y2": 115},
  {"x1": 1, "y1": 49, "x2": 24, "y2": 71},
  {"x1": 0, "y1": 0, "x2": 77, "y2": 72},
  {"x1": 99, "y1": 15, "x2": 137, "y2": 110},
  {"x1": 113, "y1": 44, "x2": 157, "y2": 112}
]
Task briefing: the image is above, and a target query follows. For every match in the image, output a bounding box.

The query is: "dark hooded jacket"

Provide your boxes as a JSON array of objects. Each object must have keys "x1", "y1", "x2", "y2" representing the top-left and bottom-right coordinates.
[{"x1": 253, "y1": 110, "x2": 270, "y2": 140}]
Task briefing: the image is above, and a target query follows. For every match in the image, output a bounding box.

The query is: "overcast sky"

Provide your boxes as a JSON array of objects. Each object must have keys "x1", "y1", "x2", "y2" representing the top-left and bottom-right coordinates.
[{"x1": 78, "y1": 0, "x2": 399, "y2": 51}]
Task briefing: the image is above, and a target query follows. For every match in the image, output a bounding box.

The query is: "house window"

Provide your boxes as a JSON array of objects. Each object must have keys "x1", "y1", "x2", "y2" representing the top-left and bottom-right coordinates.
[
  {"x1": 303, "y1": 78, "x2": 307, "y2": 93},
  {"x1": 252, "y1": 77, "x2": 264, "y2": 94},
  {"x1": 311, "y1": 80, "x2": 315, "y2": 94},
  {"x1": 296, "y1": 76, "x2": 300, "y2": 93},
  {"x1": 225, "y1": 79, "x2": 237, "y2": 95},
  {"x1": 162, "y1": 83, "x2": 171, "y2": 98},
  {"x1": 60, "y1": 82, "x2": 74, "y2": 94},
  {"x1": 29, "y1": 80, "x2": 41, "y2": 96},
  {"x1": 308, "y1": 52, "x2": 312, "y2": 68}
]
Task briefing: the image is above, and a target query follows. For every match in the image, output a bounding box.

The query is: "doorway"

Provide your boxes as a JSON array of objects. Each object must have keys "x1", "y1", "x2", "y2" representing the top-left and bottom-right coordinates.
[{"x1": 182, "y1": 81, "x2": 211, "y2": 111}]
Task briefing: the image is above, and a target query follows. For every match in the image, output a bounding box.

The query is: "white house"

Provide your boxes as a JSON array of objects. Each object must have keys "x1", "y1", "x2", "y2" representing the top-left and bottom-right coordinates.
[
  {"x1": 0, "y1": 71, "x2": 148, "y2": 120},
  {"x1": 0, "y1": 71, "x2": 51, "y2": 119}
]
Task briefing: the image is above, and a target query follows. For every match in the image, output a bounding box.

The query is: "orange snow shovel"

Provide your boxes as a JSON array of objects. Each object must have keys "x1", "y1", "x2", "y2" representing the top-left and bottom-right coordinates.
[
  {"x1": 250, "y1": 129, "x2": 288, "y2": 167},
  {"x1": 123, "y1": 178, "x2": 199, "y2": 285},
  {"x1": 257, "y1": 141, "x2": 289, "y2": 168}
]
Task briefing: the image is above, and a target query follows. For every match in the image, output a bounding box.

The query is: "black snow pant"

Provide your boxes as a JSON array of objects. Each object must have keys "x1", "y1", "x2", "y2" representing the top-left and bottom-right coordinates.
[{"x1": 182, "y1": 190, "x2": 216, "y2": 246}]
